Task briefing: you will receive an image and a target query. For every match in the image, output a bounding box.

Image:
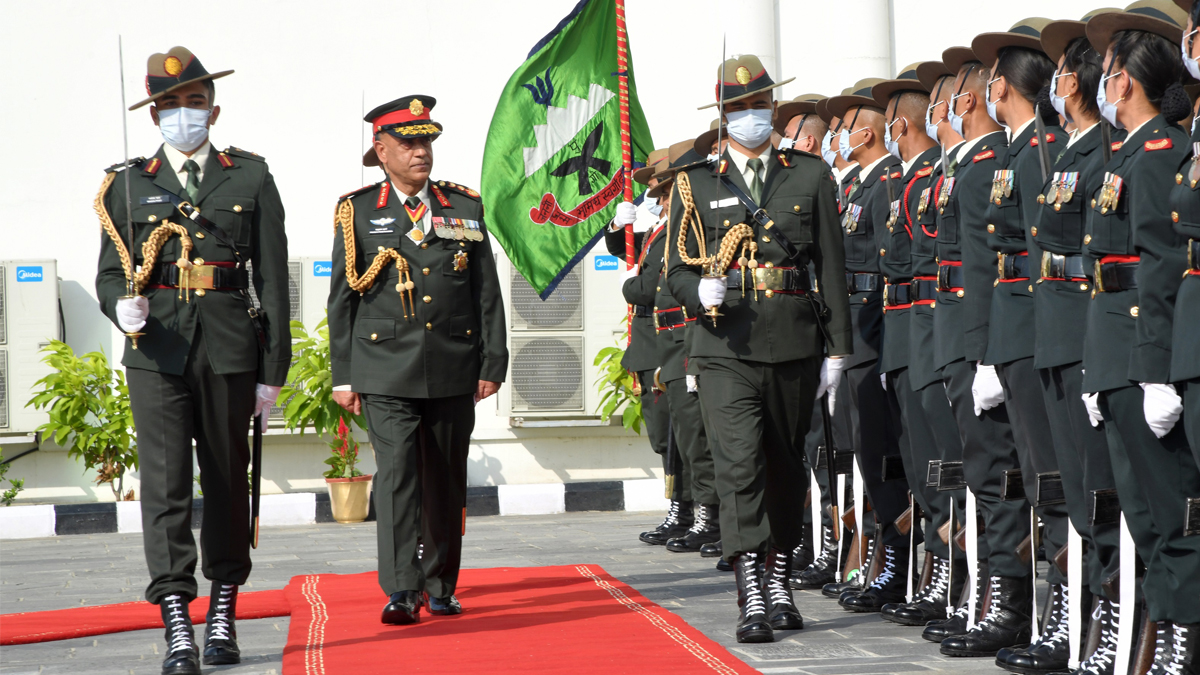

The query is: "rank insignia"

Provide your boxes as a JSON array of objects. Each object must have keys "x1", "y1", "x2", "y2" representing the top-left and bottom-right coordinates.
[
  {"x1": 377, "y1": 182, "x2": 391, "y2": 209},
  {"x1": 1030, "y1": 133, "x2": 1055, "y2": 147},
  {"x1": 430, "y1": 184, "x2": 453, "y2": 207},
  {"x1": 973, "y1": 150, "x2": 995, "y2": 163},
  {"x1": 914, "y1": 166, "x2": 934, "y2": 179},
  {"x1": 777, "y1": 152, "x2": 791, "y2": 167},
  {"x1": 843, "y1": 204, "x2": 863, "y2": 233},
  {"x1": 890, "y1": 171, "x2": 902, "y2": 180},
  {"x1": 453, "y1": 250, "x2": 469, "y2": 272},
  {"x1": 1144, "y1": 138, "x2": 1173, "y2": 152},
  {"x1": 1111, "y1": 141, "x2": 1124, "y2": 152},
  {"x1": 717, "y1": 159, "x2": 729, "y2": 175},
  {"x1": 217, "y1": 152, "x2": 235, "y2": 168},
  {"x1": 143, "y1": 158, "x2": 162, "y2": 175}
]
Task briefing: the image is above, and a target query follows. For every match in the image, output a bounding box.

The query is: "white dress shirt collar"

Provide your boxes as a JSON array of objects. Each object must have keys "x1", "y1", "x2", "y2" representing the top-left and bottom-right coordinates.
[{"x1": 162, "y1": 141, "x2": 213, "y2": 187}]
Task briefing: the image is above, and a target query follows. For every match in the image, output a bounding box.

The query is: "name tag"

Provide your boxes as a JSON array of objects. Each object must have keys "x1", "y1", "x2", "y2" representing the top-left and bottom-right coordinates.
[
  {"x1": 139, "y1": 195, "x2": 172, "y2": 205},
  {"x1": 368, "y1": 227, "x2": 395, "y2": 234},
  {"x1": 710, "y1": 197, "x2": 738, "y2": 209}
]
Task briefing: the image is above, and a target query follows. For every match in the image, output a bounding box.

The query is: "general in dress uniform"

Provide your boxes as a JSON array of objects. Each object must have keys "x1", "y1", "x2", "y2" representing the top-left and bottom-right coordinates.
[
  {"x1": 328, "y1": 96, "x2": 508, "y2": 625},
  {"x1": 95, "y1": 47, "x2": 291, "y2": 674}
]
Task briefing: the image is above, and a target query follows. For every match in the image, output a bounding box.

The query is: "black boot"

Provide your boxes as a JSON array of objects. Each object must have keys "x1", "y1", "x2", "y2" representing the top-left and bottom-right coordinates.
[
  {"x1": 381, "y1": 590, "x2": 423, "y2": 625},
  {"x1": 1073, "y1": 598, "x2": 1118, "y2": 674},
  {"x1": 842, "y1": 543, "x2": 909, "y2": 613},
  {"x1": 202, "y1": 582, "x2": 241, "y2": 666},
  {"x1": 1149, "y1": 622, "x2": 1200, "y2": 675},
  {"x1": 700, "y1": 540, "x2": 723, "y2": 558},
  {"x1": 159, "y1": 594, "x2": 200, "y2": 675},
  {"x1": 666, "y1": 503, "x2": 720, "y2": 552},
  {"x1": 884, "y1": 552, "x2": 931, "y2": 620},
  {"x1": 923, "y1": 562, "x2": 988, "y2": 643},
  {"x1": 792, "y1": 521, "x2": 815, "y2": 572},
  {"x1": 998, "y1": 583, "x2": 1069, "y2": 674},
  {"x1": 823, "y1": 537, "x2": 874, "y2": 601},
  {"x1": 715, "y1": 558, "x2": 733, "y2": 572},
  {"x1": 887, "y1": 555, "x2": 957, "y2": 626},
  {"x1": 733, "y1": 552, "x2": 774, "y2": 643},
  {"x1": 640, "y1": 500, "x2": 693, "y2": 545},
  {"x1": 940, "y1": 576, "x2": 1033, "y2": 657},
  {"x1": 790, "y1": 526, "x2": 838, "y2": 589},
  {"x1": 764, "y1": 547, "x2": 805, "y2": 630}
]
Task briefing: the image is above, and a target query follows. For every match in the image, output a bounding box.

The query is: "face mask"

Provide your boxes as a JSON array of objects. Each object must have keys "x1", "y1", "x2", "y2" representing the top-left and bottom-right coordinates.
[
  {"x1": 778, "y1": 137, "x2": 795, "y2": 150},
  {"x1": 647, "y1": 202, "x2": 663, "y2": 217},
  {"x1": 1049, "y1": 70, "x2": 1074, "y2": 123},
  {"x1": 985, "y1": 77, "x2": 1002, "y2": 126},
  {"x1": 1096, "y1": 71, "x2": 1125, "y2": 130},
  {"x1": 821, "y1": 131, "x2": 837, "y2": 167},
  {"x1": 157, "y1": 107, "x2": 211, "y2": 153},
  {"x1": 725, "y1": 108, "x2": 774, "y2": 148},
  {"x1": 1192, "y1": 113, "x2": 1200, "y2": 135},
  {"x1": 884, "y1": 118, "x2": 904, "y2": 159},
  {"x1": 948, "y1": 94, "x2": 966, "y2": 137},
  {"x1": 925, "y1": 104, "x2": 942, "y2": 143},
  {"x1": 838, "y1": 127, "x2": 866, "y2": 162},
  {"x1": 1184, "y1": 29, "x2": 1200, "y2": 81}
]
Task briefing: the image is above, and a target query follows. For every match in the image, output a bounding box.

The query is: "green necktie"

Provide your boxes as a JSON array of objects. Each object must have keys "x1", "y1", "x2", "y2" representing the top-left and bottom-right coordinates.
[
  {"x1": 183, "y1": 159, "x2": 201, "y2": 204},
  {"x1": 746, "y1": 158, "x2": 764, "y2": 202}
]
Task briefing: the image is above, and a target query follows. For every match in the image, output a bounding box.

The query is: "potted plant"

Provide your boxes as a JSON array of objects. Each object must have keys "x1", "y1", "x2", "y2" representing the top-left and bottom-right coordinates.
[
  {"x1": 279, "y1": 316, "x2": 372, "y2": 523},
  {"x1": 26, "y1": 342, "x2": 138, "y2": 500},
  {"x1": 593, "y1": 339, "x2": 644, "y2": 434}
]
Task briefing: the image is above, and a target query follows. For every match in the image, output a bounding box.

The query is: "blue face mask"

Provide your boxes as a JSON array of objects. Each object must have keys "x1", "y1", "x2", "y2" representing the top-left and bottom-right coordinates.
[
  {"x1": 985, "y1": 77, "x2": 1002, "y2": 126},
  {"x1": 884, "y1": 118, "x2": 904, "y2": 159},
  {"x1": 948, "y1": 93, "x2": 966, "y2": 137},
  {"x1": 157, "y1": 106, "x2": 211, "y2": 153},
  {"x1": 925, "y1": 103, "x2": 943, "y2": 143},
  {"x1": 1184, "y1": 29, "x2": 1200, "y2": 81},
  {"x1": 838, "y1": 127, "x2": 865, "y2": 162},
  {"x1": 725, "y1": 108, "x2": 774, "y2": 148},
  {"x1": 648, "y1": 202, "x2": 663, "y2": 217},
  {"x1": 1049, "y1": 69, "x2": 1074, "y2": 124},
  {"x1": 821, "y1": 131, "x2": 837, "y2": 167},
  {"x1": 1096, "y1": 70, "x2": 1125, "y2": 130}
]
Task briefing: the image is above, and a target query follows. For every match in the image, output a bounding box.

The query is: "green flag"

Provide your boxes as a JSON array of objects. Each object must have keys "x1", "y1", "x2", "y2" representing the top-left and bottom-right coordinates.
[{"x1": 481, "y1": 0, "x2": 654, "y2": 299}]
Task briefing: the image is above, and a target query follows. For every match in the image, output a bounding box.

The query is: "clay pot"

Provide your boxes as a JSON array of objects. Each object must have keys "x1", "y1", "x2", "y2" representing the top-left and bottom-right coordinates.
[{"x1": 325, "y1": 474, "x2": 372, "y2": 523}]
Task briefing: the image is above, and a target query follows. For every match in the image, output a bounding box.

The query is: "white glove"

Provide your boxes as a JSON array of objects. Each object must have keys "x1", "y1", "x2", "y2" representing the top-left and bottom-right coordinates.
[
  {"x1": 1140, "y1": 383, "x2": 1183, "y2": 439},
  {"x1": 698, "y1": 276, "x2": 727, "y2": 309},
  {"x1": 619, "y1": 264, "x2": 640, "y2": 285},
  {"x1": 612, "y1": 201, "x2": 638, "y2": 229},
  {"x1": 816, "y1": 357, "x2": 846, "y2": 413},
  {"x1": 116, "y1": 296, "x2": 149, "y2": 333},
  {"x1": 254, "y1": 384, "x2": 281, "y2": 433},
  {"x1": 686, "y1": 374, "x2": 698, "y2": 393},
  {"x1": 1081, "y1": 392, "x2": 1103, "y2": 428},
  {"x1": 972, "y1": 364, "x2": 1005, "y2": 417}
]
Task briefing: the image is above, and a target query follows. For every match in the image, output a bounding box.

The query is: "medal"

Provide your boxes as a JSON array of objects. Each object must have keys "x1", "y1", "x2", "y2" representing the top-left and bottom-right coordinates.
[{"x1": 918, "y1": 187, "x2": 931, "y2": 216}]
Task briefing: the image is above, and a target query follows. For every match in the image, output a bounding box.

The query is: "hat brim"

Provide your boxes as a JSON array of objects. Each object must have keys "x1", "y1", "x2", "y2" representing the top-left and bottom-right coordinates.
[
  {"x1": 646, "y1": 175, "x2": 675, "y2": 199},
  {"x1": 916, "y1": 62, "x2": 954, "y2": 91},
  {"x1": 1087, "y1": 11, "x2": 1185, "y2": 52},
  {"x1": 972, "y1": 33, "x2": 1047, "y2": 68},
  {"x1": 697, "y1": 77, "x2": 796, "y2": 110},
  {"x1": 942, "y1": 47, "x2": 979, "y2": 75},
  {"x1": 363, "y1": 123, "x2": 444, "y2": 167},
  {"x1": 1175, "y1": 0, "x2": 1192, "y2": 12},
  {"x1": 774, "y1": 100, "x2": 821, "y2": 135},
  {"x1": 693, "y1": 127, "x2": 726, "y2": 156},
  {"x1": 1039, "y1": 20, "x2": 1088, "y2": 63},
  {"x1": 824, "y1": 95, "x2": 884, "y2": 121},
  {"x1": 870, "y1": 80, "x2": 929, "y2": 110},
  {"x1": 129, "y1": 70, "x2": 234, "y2": 110}
]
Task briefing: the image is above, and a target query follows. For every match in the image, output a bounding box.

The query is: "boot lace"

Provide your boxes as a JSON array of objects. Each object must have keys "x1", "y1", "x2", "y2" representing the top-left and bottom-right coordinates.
[
  {"x1": 866, "y1": 546, "x2": 898, "y2": 590},
  {"x1": 207, "y1": 584, "x2": 235, "y2": 642},
  {"x1": 766, "y1": 552, "x2": 796, "y2": 609},
  {"x1": 687, "y1": 504, "x2": 711, "y2": 534},
  {"x1": 1027, "y1": 585, "x2": 1070, "y2": 649},
  {"x1": 739, "y1": 554, "x2": 768, "y2": 616},
  {"x1": 1159, "y1": 623, "x2": 1191, "y2": 675},
  {"x1": 660, "y1": 501, "x2": 682, "y2": 528},
  {"x1": 1079, "y1": 601, "x2": 1118, "y2": 673},
  {"x1": 915, "y1": 557, "x2": 951, "y2": 604},
  {"x1": 163, "y1": 595, "x2": 195, "y2": 654},
  {"x1": 976, "y1": 576, "x2": 1005, "y2": 627}
]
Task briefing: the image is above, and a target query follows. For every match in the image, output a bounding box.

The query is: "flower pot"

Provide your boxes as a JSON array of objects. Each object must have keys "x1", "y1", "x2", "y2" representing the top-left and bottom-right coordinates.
[{"x1": 325, "y1": 474, "x2": 373, "y2": 523}]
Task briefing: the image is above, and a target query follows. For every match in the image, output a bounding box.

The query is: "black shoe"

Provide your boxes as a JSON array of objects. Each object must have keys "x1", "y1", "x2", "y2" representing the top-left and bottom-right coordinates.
[
  {"x1": 924, "y1": 605, "x2": 970, "y2": 643},
  {"x1": 666, "y1": 504, "x2": 720, "y2": 552},
  {"x1": 886, "y1": 555, "x2": 954, "y2": 625},
  {"x1": 842, "y1": 544, "x2": 909, "y2": 613},
  {"x1": 1073, "y1": 598, "x2": 1118, "y2": 674},
  {"x1": 640, "y1": 500, "x2": 694, "y2": 545},
  {"x1": 381, "y1": 590, "x2": 423, "y2": 625},
  {"x1": 733, "y1": 552, "x2": 774, "y2": 643},
  {"x1": 716, "y1": 558, "x2": 733, "y2": 572},
  {"x1": 159, "y1": 594, "x2": 200, "y2": 675},
  {"x1": 922, "y1": 559, "x2": 988, "y2": 641},
  {"x1": 824, "y1": 536, "x2": 874, "y2": 599},
  {"x1": 1149, "y1": 622, "x2": 1200, "y2": 675},
  {"x1": 202, "y1": 582, "x2": 240, "y2": 666},
  {"x1": 765, "y1": 547, "x2": 805, "y2": 631},
  {"x1": 792, "y1": 521, "x2": 815, "y2": 572},
  {"x1": 424, "y1": 593, "x2": 463, "y2": 616},
  {"x1": 700, "y1": 540, "x2": 723, "y2": 558},
  {"x1": 941, "y1": 576, "x2": 1033, "y2": 657},
  {"x1": 997, "y1": 583, "x2": 1069, "y2": 674},
  {"x1": 790, "y1": 526, "x2": 838, "y2": 589}
]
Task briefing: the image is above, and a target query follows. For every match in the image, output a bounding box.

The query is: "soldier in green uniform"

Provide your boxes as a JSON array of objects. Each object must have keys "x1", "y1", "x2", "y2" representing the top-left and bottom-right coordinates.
[
  {"x1": 1082, "y1": 3, "x2": 1200, "y2": 670},
  {"x1": 328, "y1": 96, "x2": 508, "y2": 626},
  {"x1": 666, "y1": 55, "x2": 852, "y2": 643},
  {"x1": 1177, "y1": 0, "x2": 1200, "y2": 483},
  {"x1": 95, "y1": 47, "x2": 291, "y2": 675}
]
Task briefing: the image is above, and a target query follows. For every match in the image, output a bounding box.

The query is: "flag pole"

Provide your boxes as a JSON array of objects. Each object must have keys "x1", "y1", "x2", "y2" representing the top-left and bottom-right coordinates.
[{"x1": 615, "y1": 0, "x2": 634, "y2": 271}]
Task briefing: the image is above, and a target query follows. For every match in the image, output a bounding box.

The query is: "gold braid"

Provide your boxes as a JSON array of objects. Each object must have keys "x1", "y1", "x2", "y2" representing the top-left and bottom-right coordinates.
[
  {"x1": 95, "y1": 172, "x2": 195, "y2": 296},
  {"x1": 335, "y1": 198, "x2": 415, "y2": 318},
  {"x1": 673, "y1": 171, "x2": 757, "y2": 276}
]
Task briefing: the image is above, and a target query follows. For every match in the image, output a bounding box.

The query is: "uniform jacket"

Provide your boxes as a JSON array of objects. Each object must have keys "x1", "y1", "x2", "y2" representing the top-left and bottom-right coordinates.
[
  {"x1": 841, "y1": 156, "x2": 896, "y2": 369},
  {"x1": 879, "y1": 147, "x2": 939, "y2": 375},
  {"x1": 95, "y1": 144, "x2": 292, "y2": 385},
  {"x1": 907, "y1": 148, "x2": 948, "y2": 389},
  {"x1": 604, "y1": 224, "x2": 663, "y2": 372},
  {"x1": 1082, "y1": 115, "x2": 1188, "y2": 393},
  {"x1": 1170, "y1": 124, "x2": 1200, "y2": 382},
  {"x1": 666, "y1": 148, "x2": 852, "y2": 363},
  {"x1": 983, "y1": 122, "x2": 1066, "y2": 365},
  {"x1": 328, "y1": 180, "x2": 508, "y2": 398},
  {"x1": 1032, "y1": 125, "x2": 1111, "y2": 369},
  {"x1": 932, "y1": 131, "x2": 1008, "y2": 370}
]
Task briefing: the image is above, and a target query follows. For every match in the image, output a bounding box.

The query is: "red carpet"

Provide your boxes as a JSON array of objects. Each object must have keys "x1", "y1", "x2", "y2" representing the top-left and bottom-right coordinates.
[
  {"x1": 0, "y1": 589, "x2": 290, "y2": 646},
  {"x1": 283, "y1": 565, "x2": 757, "y2": 674}
]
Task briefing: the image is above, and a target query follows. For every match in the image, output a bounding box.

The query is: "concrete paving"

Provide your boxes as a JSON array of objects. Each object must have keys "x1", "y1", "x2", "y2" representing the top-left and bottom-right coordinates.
[{"x1": 0, "y1": 511, "x2": 1019, "y2": 675}]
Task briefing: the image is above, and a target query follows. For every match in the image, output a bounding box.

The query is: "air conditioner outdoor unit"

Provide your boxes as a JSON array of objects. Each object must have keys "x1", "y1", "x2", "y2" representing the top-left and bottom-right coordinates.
[{"x1": 0, "y1": 260, "x2": 61, "y2": 440}]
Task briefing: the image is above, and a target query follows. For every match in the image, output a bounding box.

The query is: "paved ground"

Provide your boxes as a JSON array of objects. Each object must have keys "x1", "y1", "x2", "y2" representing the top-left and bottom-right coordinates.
[{"x1": 0, "y1": 511, "x2": 1020, "y2": 675}]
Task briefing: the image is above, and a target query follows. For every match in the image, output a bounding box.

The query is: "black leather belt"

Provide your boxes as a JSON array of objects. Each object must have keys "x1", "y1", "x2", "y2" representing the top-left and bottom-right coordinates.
[
  {"x1": 884, "y1": 283, "x2": 912, "y2": 307},
  {"x1": 1041, "y1": 251, "x2": 1087, "y2": 280},
  {"x1": 911, "y1": 277, "x2": 938, "y2": 302},
  {"x1": 937, "y1": 263, "x2": 965, "y2": 292},
  {"x1": 725, "y1": 267, "x2": 810, "y2": 293},
  {"x1": 1094, "y1": 259, "x2": 1139, "y2": 292},
  {"x1": 632, "y1": 305, "x2": 653, "y2": 318},
  {"x1": 997, "y1": 252, "x2": 1030, "y2": 280},
  {"x1": 1189, "y1": 239, "x2": 1200, "y2": 273},
  {"x1": 846, "y1": 272, "x2": 883, "y2": 293},
  {"x1": 654, "y1": 307, "x2": 693, "y2": 330},
  {"x1": 149, "y1": 262, "x2": 249, "y2": 290}
]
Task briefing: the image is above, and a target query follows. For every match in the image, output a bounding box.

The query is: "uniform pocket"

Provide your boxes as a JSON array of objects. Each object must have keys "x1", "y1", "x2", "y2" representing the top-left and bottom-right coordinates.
[
  {"x1": 937, "y1": 204, "x2": 959, "y2": 245},
  {"x1": 770, "y1": 195, "x2": 814, "y2": 244},
  {"x1": 449, "y1": 314, "x2": 477, "y2": 340},
  {"x1": 356, "y1": 317, "x2": 396, "y2": 343},
  {"x1": 209, "y1": 196, "x2": 257, "y2": 248}
]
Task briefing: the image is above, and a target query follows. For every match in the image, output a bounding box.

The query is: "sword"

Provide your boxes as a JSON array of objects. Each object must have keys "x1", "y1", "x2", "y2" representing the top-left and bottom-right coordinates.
[
  {"x1": 250, "y1": 413, "x2": 263, "y2": 548},
  {"x1": 1033, "y1": 104, "x2": 1051, "y2": 183},
  {"x1": 117, "y1": 36, "x2": 144, "y2": 349},
  {"x1": 1101, "y1": 121, "x2": 1113, "y2": 164},
  {"x1": 821, "y1": 392, "x2": 839, "y2": 541},
  {"x1": 701, "y1": 35, "x2": 728, "y2": 326}
]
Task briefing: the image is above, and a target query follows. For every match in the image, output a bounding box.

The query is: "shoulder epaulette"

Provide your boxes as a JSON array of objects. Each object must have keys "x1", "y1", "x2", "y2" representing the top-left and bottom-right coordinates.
[
  {"x1": 1030, "y1": 133, "x2": 1056, "y2": 147},
  {"x1": 914, "y1": 166, "x2": 934, "y2": 179},
  {"x1": 435, "y1": 180, "x2": 481, "y2": 200},
  {"x1": 889, "y1": 170, "x2": 902, "y2": 180},
  {"x1": 143, "y1": 157, "x2": 163, "y2": 175},
  {"x1": 973, "y1": 149, "x2": 996, "y2": 163},
  {"x1": 1144, "y1": 138, "x2": 1173, "y2": 152},
  {"x1": 216, "y1": 151, "x2": 235, "y2": 168},
  {"x1": 777, "y1": 152, "x2": 791, "y2": 168},
  {"x1": 338, "y1": 183, "x2": 380, "y2": 202},
  {"x1": 430, "y1": 184, "x2": 453, "y2": 207},
  {"x1": 224, "y1": 146, "x2": 266, "y2": 162},
  {"x1": 1112, "y1": 141, "x2": 1124, "y2": 152},
  {"x1": 105, "y1": 157, "x2": 146, "y2": 174}
]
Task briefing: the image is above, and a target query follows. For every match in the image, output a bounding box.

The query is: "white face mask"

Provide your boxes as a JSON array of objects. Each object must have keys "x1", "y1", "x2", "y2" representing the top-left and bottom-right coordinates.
[
  {"x1": 985, "y1": 77, "x2": 1002, "y2": 126},
  {"x1": 821, "y1": 130, "x2": 838, "y2": 167},
  {"x1": 1096, "y1": 70, "x2": 1125, "y2": 130},
  {"x1": 948, "y1": 93, "x2": 967, "y2": 137},
  {"x1": 884, "y1": 118, "x2": 904, "y2": 159},
  {"x1": 1049, "y1": 69, "x2": 1074, "y2": 123},
  {"x1": 838, "y1": 127, "x2": 865, "y2": 162},
  {"x1": 725, "y1": 108, "x2": 774, "y2": 148},
  {"x1": 647, "y1": 202, "x2": 663, "y2": 217},
  {"x1": 778, "y1": 137, "x2": 795, "y2": 150},
  {"x1": 1184, "y1": 29, "x2": 1200, "y2": 81},
  {"x1": 157, "y1": 106, "x2": 211, "y2": 153},
  {"x1": 925, "y1": 103, "x2": 943, "y2": 143}
]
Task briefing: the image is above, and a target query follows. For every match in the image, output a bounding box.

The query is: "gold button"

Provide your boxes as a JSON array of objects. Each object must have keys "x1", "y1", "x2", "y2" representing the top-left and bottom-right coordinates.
[
  {"x1": 148, "y1": 214, "x2": 157, "y2": 222},
  {"x1": 1031, "y1": 227, "x2": 1037, "y2": 236},
  {"x1": 940, "y1": 208, "x2": 945, "y2": 215},
  {"x1": 931, "y1": 301, "x2": 937, "y2": 308},
  {"x1": 862, "y1": 297, "x2": 869, "y2": 303},
  {"x1": 233, "y1": 205, "x2": 243, "y2": 213},
  {"x1": 422, "y1": 268, "x2": 430, "y2": 275},
  {"x1": 426, "y1": 323, "x2": 432, "y2": 330},
  {"x1": 793, "y1": 205, "x2": 800, "y2": 212},
  {"x1": 460, "y1": 242, "x2": 466, "y2": 247},
  {"x1": 995, "y1": 198, "x2": 1002, "y2": 206},
  {"x1": 195, "y1": 288, "x2": 206, "y2": 297},
  {"x1": 724, "y1": 220, "x2": 731, "y2": 227},
  {"x1": 957, "y1": 290, "x2": 965, "y2": 297},
  {"x1": 466, "y1": 329, "x2": 472, "y2": 335},
  {"x1": 1084, "y1": 234, "x2": 1092, "y2": 245},
  {"x1": 1173, "y1": 211, "x2": 1180, "y2": 223},
  {"x1": 423, "y1": 295, "x2": 431, "y2": 304},
  {"x1": 1130, "y1": 306, "x2": 1139, "y2": 317},
  {"x1": 994, "y1": 279, "x2": 1000, "y2": 287},
  {"x1": 1193, "y1": 180, "x2": 1198, "y2": 189},
  {"x1": 421, "y1": 243, "x2": 429, "y2": 249},
  {"x1": 1028, "y1": 285, "x2": 1034, "y2": 292},
  {"x1": 1055, "y1": 204, "x2": 1062, "y2": 212},
  {"x1": 378, "y1": 246, "x2": 385, "y2": 252},
  {"x1": 370, "y1": 333, "x2": 378, "y2": 341},
  {"x1": 656, "y1": 286, "x2": 661, "y2": 292},
  {"x1": 194, "y1": 258, "x2": 204, "y2": 265},
  {"x1": 1080, "y1": 283, "x2": 1089, "y2": 291},
  {"x1": 880, "y1": 248, "x2": 887, "y2": 256},
  {"x1": 762, "y1": 236, "x2": 771, "y2": 243},
  {"x1": 764, "y1": 261, "x2": 774, "y2": 268},
  {"x1": 1092, "y1": 198, "x2": 1097, "y2": 208},
  {"x1": 987, "y1": 224, "x2": 995, "y2": 233},
  {"x1": 1178, "y1": 174, "x2": 1184, "y2": 185},
  {"x1": 765, "y1": 290, "x2": 775, "y2": 298},
  {"x1": 1037, "y1": 194, "x2": 1045, "y2": 204},
  {"x1": 195, "y1": 231, "x2": 205, "y2": 239}
]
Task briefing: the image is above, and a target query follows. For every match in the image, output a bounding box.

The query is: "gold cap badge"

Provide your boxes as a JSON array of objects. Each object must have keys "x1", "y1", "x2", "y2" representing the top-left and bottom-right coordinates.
[
  {"x1": 409, "y1": 98, "x2": 424, "y2": 116},
  {"x1": 164, "y1": 56, "x2": 184, "y2": 77},
  {"x1": 735, "y1": 66, "x2": 752, "y2": 85}
]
